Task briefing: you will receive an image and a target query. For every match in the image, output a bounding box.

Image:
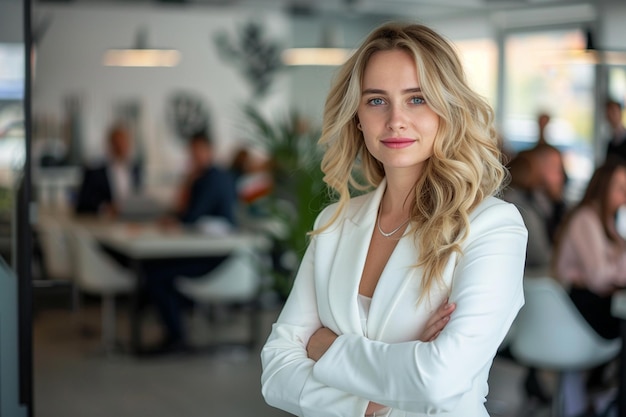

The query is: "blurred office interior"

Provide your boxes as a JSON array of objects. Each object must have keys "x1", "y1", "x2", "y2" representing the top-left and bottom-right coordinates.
[{"x1": 2, "y1": 0, "x2": 626, "y2": 416}]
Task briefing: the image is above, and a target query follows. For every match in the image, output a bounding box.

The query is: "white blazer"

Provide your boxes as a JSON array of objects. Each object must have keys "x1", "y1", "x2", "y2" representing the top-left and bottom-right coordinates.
[{"x1": 261, "y1": 181, "x2": 528, "y2": 417}]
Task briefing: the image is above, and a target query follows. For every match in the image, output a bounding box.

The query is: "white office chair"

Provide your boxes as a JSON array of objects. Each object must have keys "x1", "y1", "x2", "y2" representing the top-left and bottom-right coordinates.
[
  {"x1": 509, "y1": 277, "x2": 621, "y2": 417},
  {"x1": 67, "y1": 225, "x2": 134, "y2": 354},
  {"x1": 36, "y1": 217, "x2": 80, "y2": 310},
  {"x1": 175, "y1": 246, "x2": 263, "y2": 350}
]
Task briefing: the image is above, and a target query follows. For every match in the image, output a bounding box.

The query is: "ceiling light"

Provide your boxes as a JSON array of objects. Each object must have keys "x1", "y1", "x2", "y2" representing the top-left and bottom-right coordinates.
[
  {"x1": 282, "y1": 24, "x2": 353, "y2": 66},
  {"x1": 103, "y1": 28, "x2": 181, "y2": 67},
  {"x1": 281, "y1": 47, "x2": 352, "y2": 66}
]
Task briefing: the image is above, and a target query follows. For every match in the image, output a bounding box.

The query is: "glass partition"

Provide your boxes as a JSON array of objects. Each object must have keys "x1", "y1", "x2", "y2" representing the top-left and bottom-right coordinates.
[
  {"x1": 0, "y1": 42, "x2": 26, "y2": 265},
  {"x1": 0, "y1": 0, "x2": 32, "y2": 415}
]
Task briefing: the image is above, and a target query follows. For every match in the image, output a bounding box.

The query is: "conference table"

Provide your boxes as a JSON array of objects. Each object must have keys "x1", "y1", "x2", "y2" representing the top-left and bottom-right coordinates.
[
  {"x1": 73, "y1": 217, "x2": 272, "y2": 355},
  {"x1": 612, "y1": 290, "x2": 626, "y2": 417}
]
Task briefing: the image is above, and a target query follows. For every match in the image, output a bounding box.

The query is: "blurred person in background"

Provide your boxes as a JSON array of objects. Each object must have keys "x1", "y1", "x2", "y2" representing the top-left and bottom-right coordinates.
[
  {"x1": 605, "y1": 99, "x2": 626, "y2": 163},
  {"x1": 229, "y1": 145, "x2": 273, "y2": 207},
  {"x1": 552, "y1": 159, "x2": 626, "y2": 417},
  {"x1": 143, "y1": 131, "x2": 238, "y2": 355},
  {"x1": 505, "y1": 145, "x2": 567, "y2": 272},
  {"x1": 168, "y1": 131, "x2": 238, "y2": 226},
  {"x1": 536, "y1": 112, "x2": 551, "y2": 147},
  {"x1": 502, "y1": 145, "x2": 567, "y2": 405},
  {"x1": 74, "y1": 123, "x2": 142, "y2": 216},
  {"x1": 531, "y1": 111, "x2": 569, "y2": 204}
]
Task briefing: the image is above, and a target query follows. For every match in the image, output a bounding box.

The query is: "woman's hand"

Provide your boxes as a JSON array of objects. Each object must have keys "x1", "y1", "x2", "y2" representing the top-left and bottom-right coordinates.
[
  {"x1": 419, "y1": 298, "x2": 456, "y2": 342},
  {"x1": 306, "y1": 327, "x2": 338, "y2": 362}
]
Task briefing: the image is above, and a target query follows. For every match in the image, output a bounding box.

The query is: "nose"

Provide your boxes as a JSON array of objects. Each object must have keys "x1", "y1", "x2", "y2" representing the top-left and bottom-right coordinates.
[{"x1": 386, "y1": 104, "x2": 408, "y2": 132}]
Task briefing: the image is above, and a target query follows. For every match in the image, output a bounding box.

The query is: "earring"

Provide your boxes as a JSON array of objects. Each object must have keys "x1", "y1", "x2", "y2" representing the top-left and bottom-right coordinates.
[{"x1": 357, "y1": 123, "x2": 362, "y2": 130}]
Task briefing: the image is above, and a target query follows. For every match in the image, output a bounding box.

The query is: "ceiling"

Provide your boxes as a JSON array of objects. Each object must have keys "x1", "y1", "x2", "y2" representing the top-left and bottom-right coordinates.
[{"x1": 36, "y1": 0, "x2": 618, "y2": 21}]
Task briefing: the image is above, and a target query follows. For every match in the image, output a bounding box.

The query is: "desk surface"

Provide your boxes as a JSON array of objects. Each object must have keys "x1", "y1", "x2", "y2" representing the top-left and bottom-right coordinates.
[
  {"x1": 83, "y1": 222, "x2": 271, "y2": 260},
  {"x1": 38, "y1": 212, "x2": 272, "y2": 260}
]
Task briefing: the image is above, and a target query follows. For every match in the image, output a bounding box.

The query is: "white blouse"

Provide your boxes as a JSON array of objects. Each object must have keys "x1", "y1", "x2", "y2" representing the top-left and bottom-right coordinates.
[{"x1": 357, "y1": 294, "x2": 372, "y2": 336}]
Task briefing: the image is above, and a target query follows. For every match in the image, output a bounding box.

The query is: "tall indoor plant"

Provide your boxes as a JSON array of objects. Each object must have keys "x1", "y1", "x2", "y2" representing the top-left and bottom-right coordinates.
[{"x1": 242, "y1": 105, "x2": 330, "y2": 298}]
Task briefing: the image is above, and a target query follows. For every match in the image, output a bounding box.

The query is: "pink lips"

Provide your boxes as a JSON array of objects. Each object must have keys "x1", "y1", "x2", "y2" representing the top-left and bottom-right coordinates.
[{"x1": 381, "y1": 138, "x2": 416, "y2": 149}]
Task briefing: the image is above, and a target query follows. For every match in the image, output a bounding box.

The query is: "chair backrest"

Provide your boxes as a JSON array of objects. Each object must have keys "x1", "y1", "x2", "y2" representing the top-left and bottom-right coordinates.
[
  {"x1": 510, "y1": 277, "x2": 621, "y2": 371},
  {"x1": 175, "y1": 247, "x2": 261, "y2": 303},
  {"x1": 66, "y1": 226, "x2": 133, "y2": 295},
  {"x1": 38, "y1": 219, "x2": 73, "y2": 281}
]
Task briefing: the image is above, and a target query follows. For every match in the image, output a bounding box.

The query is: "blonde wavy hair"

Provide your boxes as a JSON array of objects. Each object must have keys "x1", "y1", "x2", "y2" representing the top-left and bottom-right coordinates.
[{"x1": 314, "y1": 21, "x2": 507, "y2": 297}]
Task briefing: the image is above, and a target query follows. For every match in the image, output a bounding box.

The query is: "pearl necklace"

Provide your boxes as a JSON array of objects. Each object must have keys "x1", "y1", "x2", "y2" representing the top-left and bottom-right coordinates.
[{"x1": 377, "y1": 205, "x2": 410, "y2": 237}]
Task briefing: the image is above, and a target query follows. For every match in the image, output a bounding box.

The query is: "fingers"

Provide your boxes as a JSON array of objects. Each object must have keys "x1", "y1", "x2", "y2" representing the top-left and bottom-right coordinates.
[
  {"x1": 433, "y1": 298, "x2": 456, "y2": 320},
  {"x1": 419, "y1": 298, "x2": 456, "y2": 342},
  {"x1": 421, "y1": 316, "x2": 449, "y2": 342}
]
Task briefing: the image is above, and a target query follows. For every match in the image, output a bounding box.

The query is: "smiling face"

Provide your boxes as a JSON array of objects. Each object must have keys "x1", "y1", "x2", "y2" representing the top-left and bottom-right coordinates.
[{"x1": 357, "y1": 49, "x2": 440, "y2": 182}]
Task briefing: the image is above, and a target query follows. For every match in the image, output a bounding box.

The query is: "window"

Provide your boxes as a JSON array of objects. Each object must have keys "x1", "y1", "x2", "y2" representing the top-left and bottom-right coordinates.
[
  {"x1": 455, "y1": 38, "x2": 498, "y2": 108},
  {"x1": 609, "y1": 66, "x2": 626, "y2": 118},
  {"x1": 502, "y1": 28, "x2": 595, "y2": 201}
]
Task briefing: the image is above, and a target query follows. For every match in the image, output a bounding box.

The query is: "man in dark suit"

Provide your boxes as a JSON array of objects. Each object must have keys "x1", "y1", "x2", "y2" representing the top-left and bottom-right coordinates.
[
  {"x1": 74, "y1": 124, "x2": 142, "y2": 216},
  {"x1": 605, "y1": 99, "x2": 626, "y2": 163},
  {"x1": 143, "y1": 131, "x2": 238, "y2": 354},
  {"x1": 173, "y1": 132, "x2": 237, "y2": 226}
]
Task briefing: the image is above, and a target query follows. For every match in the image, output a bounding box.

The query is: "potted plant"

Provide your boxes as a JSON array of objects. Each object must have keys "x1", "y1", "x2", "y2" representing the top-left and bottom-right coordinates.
[{"x1": 242, "y1": 105, "x2": 330, "y2": 299}]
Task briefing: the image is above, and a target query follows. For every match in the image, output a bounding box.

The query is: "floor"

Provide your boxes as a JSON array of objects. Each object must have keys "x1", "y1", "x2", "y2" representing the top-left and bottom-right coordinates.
[{"x1": 32, "y1": 287, "x2": 554, "y2": 417}]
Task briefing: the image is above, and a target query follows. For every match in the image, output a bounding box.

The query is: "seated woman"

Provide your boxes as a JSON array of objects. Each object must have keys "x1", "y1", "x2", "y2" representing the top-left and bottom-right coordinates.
[{"x1": 552, "y1": 159, "x2": 626, "y2": 416}]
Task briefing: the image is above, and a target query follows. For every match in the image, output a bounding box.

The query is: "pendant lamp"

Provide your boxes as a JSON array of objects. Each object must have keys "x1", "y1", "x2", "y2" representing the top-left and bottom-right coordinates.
[{"x1": 103, "y1": 27, "x2": 181, "y2": 67}]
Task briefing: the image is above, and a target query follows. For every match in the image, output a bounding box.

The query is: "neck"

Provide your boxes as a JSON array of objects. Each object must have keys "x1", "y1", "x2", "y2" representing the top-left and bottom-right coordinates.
[{"x1": 382, "y1": 173, "x2": 418, "y2": 216}]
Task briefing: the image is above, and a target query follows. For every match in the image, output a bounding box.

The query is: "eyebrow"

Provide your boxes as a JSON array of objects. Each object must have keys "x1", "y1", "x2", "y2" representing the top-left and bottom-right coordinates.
[{"x1": 362, "y1": 87, "x2": 422, "y2": 95}]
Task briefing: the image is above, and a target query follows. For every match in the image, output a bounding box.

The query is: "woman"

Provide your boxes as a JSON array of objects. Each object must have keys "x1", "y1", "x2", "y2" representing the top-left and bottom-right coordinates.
[
  {"x1": 551, "y1": 160, "x2": 626, "y2": 417},
  {"x1": 554, "y1": 160, "x2": 626, "y2": 340},
  {"x1": 261, "y1": 22, "x2": 528, "y2": 417}
]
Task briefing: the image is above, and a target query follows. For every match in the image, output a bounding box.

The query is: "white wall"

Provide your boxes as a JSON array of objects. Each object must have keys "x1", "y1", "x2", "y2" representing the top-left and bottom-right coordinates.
[{"x1": 32, "y1": 3, "x2": 290, "y2": 198}]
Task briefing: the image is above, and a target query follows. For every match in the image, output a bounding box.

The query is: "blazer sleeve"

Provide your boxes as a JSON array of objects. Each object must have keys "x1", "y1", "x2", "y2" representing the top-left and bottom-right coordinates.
[
  {"x1": 260, "y1": 207, "x2": 370, "y2": 417},
  {"x1": 310, "y1": 202, "x2": 528, "y2": 414}
]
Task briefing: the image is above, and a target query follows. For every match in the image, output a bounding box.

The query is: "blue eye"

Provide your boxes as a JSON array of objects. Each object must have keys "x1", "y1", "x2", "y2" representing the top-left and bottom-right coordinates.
[
  {"x1": 410, "y1": 96, "x2": 426, "y2": 105},
  {"x1": 368, "y1": 98, "x2": 385, "y2": 106}
]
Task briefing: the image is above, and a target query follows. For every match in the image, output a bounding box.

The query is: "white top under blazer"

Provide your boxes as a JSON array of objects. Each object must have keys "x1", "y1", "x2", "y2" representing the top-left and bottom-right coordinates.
[{"x1": 261, "y1": 180, "x2": 528, "y2": 417}]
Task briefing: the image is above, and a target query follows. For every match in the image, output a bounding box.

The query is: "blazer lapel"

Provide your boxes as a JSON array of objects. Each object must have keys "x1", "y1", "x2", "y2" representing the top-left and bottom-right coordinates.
[{"x1": 326, "y1": 181, "x2": 386, "y2": 336}]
